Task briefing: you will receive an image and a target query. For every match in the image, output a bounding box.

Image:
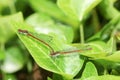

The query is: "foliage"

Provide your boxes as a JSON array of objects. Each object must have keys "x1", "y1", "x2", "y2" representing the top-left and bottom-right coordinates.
[{"x1": 0, "y1": 0, "x2": 120, "y2": 80}]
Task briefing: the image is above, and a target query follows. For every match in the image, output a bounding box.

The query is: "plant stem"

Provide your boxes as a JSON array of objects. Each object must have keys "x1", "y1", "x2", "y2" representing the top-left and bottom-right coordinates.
[
  {"x1": 80, "y1": 24, "x2": 84, "y2": 44},
  {"x1": 104, "y1": 68, "x2": 109, "y2": 75}
]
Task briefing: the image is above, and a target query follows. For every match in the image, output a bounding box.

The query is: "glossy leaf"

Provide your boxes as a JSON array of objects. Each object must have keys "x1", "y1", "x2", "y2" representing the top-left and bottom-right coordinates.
[
  {"x1": 79, "y1": 40, "x2": 120, "y2": 68},
  {"x1": 80, "y1": 41, "x2": 108, "y2": 58},
  {"x1": 0, "y1": 12, "x2": 23, "y2": 43},
  {"x1": 93, "y1": 51, "x2": 120, "y2": 69},
  {"x1": 99, "y1": 51, "x2": 120, "y2": 62},
  {"x1": 81, "y1": 62, "x2": 98, "y2": 80},
  {"x1": 12, "y1": 22, "x2": 84, "y2": 79},
  {"x1": 29, "y1": 0, "x2": 79, "y2": 27},
  {"x1": 3, "y1": 73, "x2": 16, "y2": 80},
  {"x1": 57, "y1": 0, "x2": 102, "y2": 21},
  {"x1": 53, "y1": 74, "x2": 64, "y2": 80},
  {"x1": 1, "y1": 47, "x2": 26, "y2": 73},
  {"x1": 84, "y1": 75, "x2": 120, "y2": 80},
  {"x1": 0, "y1": 48, "x2": 5, "y2": 60},
  {"x1": 87, "y1": 14, "x2": 120, "y2": 41},
  {"x1": 0, "y1": 0, "x2": 15, "y2": 7},
  {"x1": 47, "y1": 77, "x2": 52, "y2": 80},
  {"x1": 26, "y1": 13, "x2": 74, "y2": 43},
  {"x1": 106, "y1": 37, "x2": 116, "y2": 54},
  {"x1": 116, "y1": 33, "x2": 120, "y2": 40},
  {"x1": 73, "y1": 40, "x2": 120, "y2": 69},
  {"x1": 98, "y1": 0, "x2": 119, "y2": 19}
]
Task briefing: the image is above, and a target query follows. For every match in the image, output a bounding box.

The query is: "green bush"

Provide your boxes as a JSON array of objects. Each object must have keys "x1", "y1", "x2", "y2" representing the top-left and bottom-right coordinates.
[{"x1": 0, "y1": 0, "x2": 120, "y2": 80}]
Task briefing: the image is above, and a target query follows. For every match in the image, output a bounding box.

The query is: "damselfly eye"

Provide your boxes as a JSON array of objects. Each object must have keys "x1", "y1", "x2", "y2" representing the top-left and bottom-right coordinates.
[{"x1": 18, "y1": 29, "x2": 29, "y2": 35}]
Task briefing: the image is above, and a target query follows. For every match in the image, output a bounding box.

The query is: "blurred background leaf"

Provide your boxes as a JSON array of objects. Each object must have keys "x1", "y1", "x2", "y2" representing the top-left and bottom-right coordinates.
[
  {"x1": 26, "y1": 12, "x2": 74, "y2": 43},
  {"x1": 0, "y1": 0, "x2": 120, "y2": 80},
  {"x1": 1, "y1": 47, "x2": 26, "y2": 73},
  {"x1": 57, "y1": 0, "x2": 102, "y2": 21}
]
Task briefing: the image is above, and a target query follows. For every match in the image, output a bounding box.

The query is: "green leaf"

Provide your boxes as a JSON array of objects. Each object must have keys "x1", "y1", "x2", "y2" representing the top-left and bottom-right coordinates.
[
  {"x1": 47, "y1": 77, "x2": 52, "y2": 80},
  {"x1": 0, "y1": 0, "x2": 15, "y2": 7},
  {"x1": 116, "y1": 32, "x2": 120, "y2": 40},
  {"x1": 106, "y1": 37, "x2": 116, "y2": 54},
  {"x1": 98, "y1": 0, "x2": 119, "y2": 19},
  {"x1": 87, "y1": 14, "x2": 120, "y2": 41},
  {"x1": 57, "y1": 0, "x2": 102, "y2": 21},
  {"x1": 26, "y1": 13, "x2": 74, "y2": 43},
  {"x1": 3, "y1": 73, "x2": 16, "y2": 80},
  {"x1": 81, "y1": 62, "x2": 98, "y2": 80},
  {"x1": 93, "y1": 51, "x2": 120, "y2": 69},
  {"x1": 100, "y1": 51, "x2": 120, "y2": 62},
  {"x1": 1, "y1": 47, "x2": 26, "y2": 73},
  {"x1": 0, "y1": 12, "x2": 23, "y2": 43},
  {"x1": 80, "y1": 41, "x2": 108, "y2": 58},
  {"x1": 0, "y1": 43, "x2": 5, "y2": 60},
  {"x1": 12, "y1": 22, "x2": 84, "y2": 79},
  {"x1": 83, "y1": 75, "x2": 120, "y2": 80},
  {"x1": 29, "y1": 0, "x2": 79, "y2": 27},
  {"x1": 53, "y1": 74, "x2": 64, "y2": 80},
  {"x1": 0, "y1": 48, "x2": 5, "y2": 60}
]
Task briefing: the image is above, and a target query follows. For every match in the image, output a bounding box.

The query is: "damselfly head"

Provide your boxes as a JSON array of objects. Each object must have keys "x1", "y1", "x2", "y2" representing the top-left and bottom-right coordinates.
[{"x1": 18, "y1": 29, "x2": 29, "y2": 35}]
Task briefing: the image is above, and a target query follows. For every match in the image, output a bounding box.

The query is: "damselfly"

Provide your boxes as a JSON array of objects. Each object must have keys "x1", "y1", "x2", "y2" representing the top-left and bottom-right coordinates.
[{"x1": 18, "y1": 29, "x2": 91, "y2": 56}]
